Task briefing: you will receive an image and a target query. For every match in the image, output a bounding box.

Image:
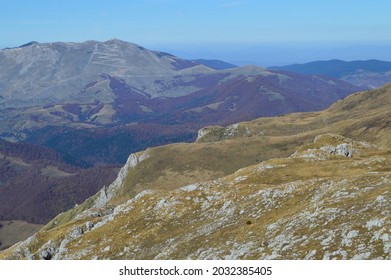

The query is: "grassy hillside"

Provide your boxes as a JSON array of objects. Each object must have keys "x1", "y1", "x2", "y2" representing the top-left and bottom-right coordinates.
[
  {"x1": 1, "y1": 84, "x2": 391, "y2": 259},
  {"x1": 199, "y1": 84, "x2": 391, "y2": 148},
  {"x1": 0, "y1": 221, "x2": 43, "y2": 251},
  {"x1": 110, "y1": 83, "x2": 391, "y2": 206},
  {"x1": 1, "y1": 133, "x2": 389, "y2": 259}
]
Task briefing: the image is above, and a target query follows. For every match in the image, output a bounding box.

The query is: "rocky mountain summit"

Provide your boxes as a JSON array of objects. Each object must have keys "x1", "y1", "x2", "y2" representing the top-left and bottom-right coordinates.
[
  {"x1": 1, "y1": 84, "x2": 391, "y2": 260},
  {"x1": 0, "y1": 39, "x2": 202, "y2": 107}
]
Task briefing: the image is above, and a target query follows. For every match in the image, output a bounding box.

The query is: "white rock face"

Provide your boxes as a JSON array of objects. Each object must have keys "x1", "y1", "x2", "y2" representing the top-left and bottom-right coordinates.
[
  {"x1": 335, "y1": 143, "x2": 354, "y2": 157},
  {"x1": 366, "y1": 219, "x2": 384, "y2": 230},
  {"x1": 196, "y1": 127, "x2": 214, "y2": 141},
  {"x1": 196, "y1": 123, "x2": 240, "y2": 142},
  {"x1": 292, "y1": 134, "x2": 363, "y2": 161},
  {"x1": 224, "y1": 123, "x2": 239, "y2": 137},
  {"x1": 94, "y1": 149, "x2": 150, "y2": 207},
  {"x1": 180, "y1": 184, "x2": 199, "y2": 192}
]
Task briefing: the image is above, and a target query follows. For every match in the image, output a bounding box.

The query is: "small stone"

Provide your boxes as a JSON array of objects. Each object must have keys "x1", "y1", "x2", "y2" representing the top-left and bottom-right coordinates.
[
  {"x1": 71, "y1": 227, "x2": 84, "y2": 238},
  {"x1": 40, "y1": 250, "x2": 52, "y2": 260},
  {"x1": 86, "y1": 221, "x2": 94, "y2": 231},
  {"x1": 40, "y1": 247, "x2": 55, "y2": 260}
]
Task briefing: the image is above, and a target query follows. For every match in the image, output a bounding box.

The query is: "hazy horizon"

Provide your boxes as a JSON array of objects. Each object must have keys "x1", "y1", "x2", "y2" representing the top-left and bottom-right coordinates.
[
  {"x1": 2, "y1": 0, "x2": 391, "y2": 66},
  {"x1": 149, "y1": 42, "x2": 391, "y2": 66},
  {"x1": 3, "y1": 39, "x2": 391, "y2": 67}
]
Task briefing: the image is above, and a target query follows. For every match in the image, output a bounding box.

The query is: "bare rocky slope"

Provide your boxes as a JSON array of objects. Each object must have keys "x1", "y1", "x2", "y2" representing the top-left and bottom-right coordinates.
[{"x1": 1, "y1": 84, "x2": 390, "y2": 260}]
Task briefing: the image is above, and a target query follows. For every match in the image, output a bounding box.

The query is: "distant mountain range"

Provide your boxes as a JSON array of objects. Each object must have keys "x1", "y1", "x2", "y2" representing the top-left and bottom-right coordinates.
[
  {"x1": 0, "y1": 39, "x2": 362, "y2": 165},
  {"x1": 270, "y1": 59, "x2": 391, "y2": 88}
]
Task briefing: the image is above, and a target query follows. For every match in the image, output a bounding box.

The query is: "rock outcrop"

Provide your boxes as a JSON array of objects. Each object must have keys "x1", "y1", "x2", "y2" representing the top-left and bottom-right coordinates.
[{"x1": 94, "y1": 149, "x2": 150, "y2": 208}]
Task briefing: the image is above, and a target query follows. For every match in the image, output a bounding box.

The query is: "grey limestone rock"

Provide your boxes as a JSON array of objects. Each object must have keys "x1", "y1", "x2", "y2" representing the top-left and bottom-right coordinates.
[
  {"x1": 70, "y1": 227, "x2": 84, "y2": 239},
  {"x1": 335, "y1": 143, "x2": 354, "y2": 157},
  {"x1": 93, "y1": 149, "x2": 150, "y2": 208},
  {"x1": 40, "y1": 247, "x2": 56, "y2": 260},
  {"x1": 85, "y1": 221, "x2": 94, "y2": 231}
]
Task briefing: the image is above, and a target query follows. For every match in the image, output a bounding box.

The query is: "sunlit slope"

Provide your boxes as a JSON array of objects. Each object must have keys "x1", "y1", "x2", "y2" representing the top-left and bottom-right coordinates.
[
  {"x1": 1, "y1": 134, "x2": 390, "y2": 259},
  {"x1": 91, "y1": 84, "x2": 391, "y2": 209},
  {"x1": 198, "y1": 84, "x2": 391, "y2": 148}
]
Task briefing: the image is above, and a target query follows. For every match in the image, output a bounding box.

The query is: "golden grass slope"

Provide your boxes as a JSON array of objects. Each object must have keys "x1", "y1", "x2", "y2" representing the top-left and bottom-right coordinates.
[
  {"x1": 0, "y1": 221, "x2": 43, "y2": 251},
  {"x1": 102, "y1": 83, "x2": 391, "y2": 211},
  {"x1": 198, "y1": 84, "x2": 391, "y2": 148},
  {"x1": 1, "y1": 134, "x2": 390, "y2": 259}
]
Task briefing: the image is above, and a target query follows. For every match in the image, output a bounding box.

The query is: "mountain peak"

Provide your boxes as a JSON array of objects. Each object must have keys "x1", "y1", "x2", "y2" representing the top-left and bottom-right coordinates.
[
  {"x1": 104, "y1": 38, "x2": 127, "y2": 44},
  {"x1": 2, "y1": 41, "x2": 39, "y2": 49},
  {"x1": 18, "y1": 41, "x2": 39, "y2": 48}
]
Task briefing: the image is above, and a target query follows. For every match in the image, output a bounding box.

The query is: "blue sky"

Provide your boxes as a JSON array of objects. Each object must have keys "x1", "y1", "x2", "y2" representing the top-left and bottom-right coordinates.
[{"x1": 1, "y1": 0, "x2": 391, "y2": 65}]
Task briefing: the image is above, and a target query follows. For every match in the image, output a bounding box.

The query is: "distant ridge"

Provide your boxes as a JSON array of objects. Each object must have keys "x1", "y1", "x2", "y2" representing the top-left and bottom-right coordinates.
[
  {"x1": 270, "y1": 59, "x2": 391, "y2": 88},
  {"x1": 2, "y1": 41, "x2": 39, "y2": 50},
  {"x1": 270, "y1": 59, "x2": 391, "y2": 78},
  {"x1": 194, "y1": 59, "x2": 237, "y2": 70},
  {"x1": 18, "y1": 41, "x2": 39, "y2": 48}
]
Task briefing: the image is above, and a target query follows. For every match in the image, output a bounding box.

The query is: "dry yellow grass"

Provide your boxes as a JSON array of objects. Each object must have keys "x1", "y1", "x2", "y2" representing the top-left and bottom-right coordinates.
[
  {"x1": 0, "y1": 221, "x2": 43, "y2": 251},
  {"x1": 1, "y1": 133, "x2": 390, "y2": 260}
]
